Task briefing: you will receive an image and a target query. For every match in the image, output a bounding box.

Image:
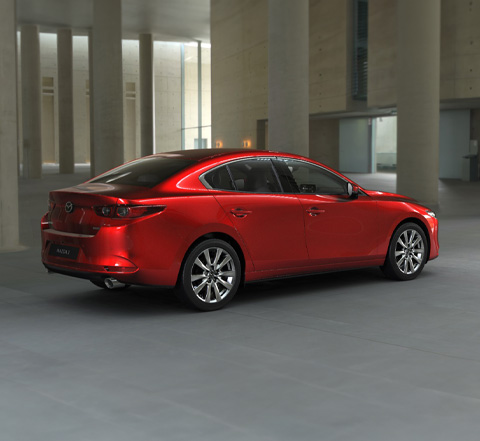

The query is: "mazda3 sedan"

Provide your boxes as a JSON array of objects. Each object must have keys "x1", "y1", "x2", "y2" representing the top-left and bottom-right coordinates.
[{"x1": 41, "y1": 149, "x2": 439, "y2": 310}]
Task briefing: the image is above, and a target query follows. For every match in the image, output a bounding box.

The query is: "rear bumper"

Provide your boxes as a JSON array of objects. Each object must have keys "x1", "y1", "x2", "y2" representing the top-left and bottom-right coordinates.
[{"x1": 41, "y1": 225, "x2": 178, "y2": 287}]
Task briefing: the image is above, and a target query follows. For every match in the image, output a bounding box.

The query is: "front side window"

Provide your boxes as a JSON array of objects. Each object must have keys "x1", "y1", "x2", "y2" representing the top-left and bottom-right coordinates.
[{"x1": 275, "y1": 159, "x2": 348, "y2": 195}]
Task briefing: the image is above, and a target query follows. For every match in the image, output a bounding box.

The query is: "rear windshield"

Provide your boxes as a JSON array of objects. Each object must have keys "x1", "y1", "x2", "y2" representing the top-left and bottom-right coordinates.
[{"x1": 89, "y1": 156, "x2": 193, "y2": 188}]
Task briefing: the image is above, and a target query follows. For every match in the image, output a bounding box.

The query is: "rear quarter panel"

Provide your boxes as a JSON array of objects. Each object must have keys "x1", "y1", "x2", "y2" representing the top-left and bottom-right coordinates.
[{"x1": 121, "y1": 194, "x2": 253, "y2": 286}]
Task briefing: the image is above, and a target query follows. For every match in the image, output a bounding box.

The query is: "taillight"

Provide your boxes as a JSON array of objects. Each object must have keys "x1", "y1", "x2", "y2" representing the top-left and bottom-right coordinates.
[
  {"x1": 41, "y1": 213, "x2": 50, "y2": 230},
  {"x1": 94, "y1": 205, "x2": 166, "y2": 219}
]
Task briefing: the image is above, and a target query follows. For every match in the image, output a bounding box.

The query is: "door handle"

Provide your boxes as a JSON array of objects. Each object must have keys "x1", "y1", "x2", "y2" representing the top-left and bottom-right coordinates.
[
  {"x1": 306, "y1": 207, "x2": 325, "y2": 217},
  {"x1": 230, "y1": 208, "x2": 252, "y2": 218}
]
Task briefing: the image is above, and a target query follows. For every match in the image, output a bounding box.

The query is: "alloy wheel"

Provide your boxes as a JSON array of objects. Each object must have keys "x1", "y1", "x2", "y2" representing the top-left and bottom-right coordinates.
[
  {"x1": 190, "y1": 247, "x2": 237, "y2": 303},
  {"x1": 394, "y1": 229, "x2": 425, "y2": 275}
]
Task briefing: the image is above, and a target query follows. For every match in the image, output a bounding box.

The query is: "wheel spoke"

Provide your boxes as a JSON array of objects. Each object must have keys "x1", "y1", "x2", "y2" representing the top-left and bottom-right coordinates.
[
  {"x1": 205, "y1": 283, "x2": 212, "y2": 302},
  {"x1": 395, "y1": 250, "x2": 405, "y2": 257},
  {"x1": 412, "y1": 253, "x2": 423, "y2": 264},
  {"x1": 191, "y1": 274, "x2": 206, "y2": 282},
  {"x1": 194, "y1": 279, "x2": 208, "y2": 295},
  {"x1": 219, "y1": 270, "x2": 236, "y2": 277},
  {"x1": 194, "y1": 257, "x2": 209, "y2": 272},
  {"x1": 213, "y1": 282, "x2": 222, "y2": 302},
  {"x1": 218, "y1": 255, "x2": 232, "y2": 271},
  {"x1": 213, "y1": 248, "x2": 222, "y2": 269},
  {"x1": 408, "y1": 231, "x2": 414, "y2": 246},
  {"x1": 203, "y1": 250, "x2": 213, "y2": 268},
  {"x1": 398, "y1": 236, "x2": 407, "y2": 249},
  {"x1": 217, "y1": 277, "x2": 233, "y2": 290},
  {"x1": 408, "y1": 257, "x2": 415, "y2": 274}
]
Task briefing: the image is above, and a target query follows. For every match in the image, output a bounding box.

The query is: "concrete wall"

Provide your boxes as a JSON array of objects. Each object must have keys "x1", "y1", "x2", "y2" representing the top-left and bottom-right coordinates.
[
  {"x1": 368, "y1": 0, "x2": 480, "y2": 106},
  {"x1": 309, "y1": 118, "x2": 340, "y2": 169},
  {"x1": 309, "y1": 0, "x2": 350, "y2": 114},
  {"x1": 211, "y1": 0, "x2": 480, "y2": 154},
  {"x1": 339, "y1": 118, "x2": 371, "y2": 173},
  {"x1": 211, "y1": 0, "x2": 357, "y2": 151},
  {"x1": 441, "y1": 0, "x2": 480, "y2": 100},
  {"x1": 439, "y1": 110, "x2": 470, "y2": 179},
  {"x1": 368, "y1": 0, "x2": 397, "y2": 108}
]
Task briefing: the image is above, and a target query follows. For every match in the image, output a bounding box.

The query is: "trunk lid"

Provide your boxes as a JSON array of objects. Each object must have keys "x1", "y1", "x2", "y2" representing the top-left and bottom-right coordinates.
[{"x1": 48, "y1": 183, "x2": 147, "y2": 235}]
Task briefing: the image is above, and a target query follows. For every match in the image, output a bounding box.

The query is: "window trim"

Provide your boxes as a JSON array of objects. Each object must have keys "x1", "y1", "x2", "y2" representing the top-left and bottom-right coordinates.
[{"x1": 199, "y1": 156, "x2": 365, "y2": 197}]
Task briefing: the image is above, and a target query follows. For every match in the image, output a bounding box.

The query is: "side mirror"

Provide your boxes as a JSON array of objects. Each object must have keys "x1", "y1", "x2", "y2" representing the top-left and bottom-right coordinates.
[{"x1": 347, "y1": 183, "x2": 359, "y2": 199}]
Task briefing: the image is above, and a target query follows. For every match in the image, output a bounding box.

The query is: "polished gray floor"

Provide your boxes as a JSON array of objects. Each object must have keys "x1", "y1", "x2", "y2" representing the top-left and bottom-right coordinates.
[{"x1": 1, "y1": 168, "x2": 480, "y2": 441}]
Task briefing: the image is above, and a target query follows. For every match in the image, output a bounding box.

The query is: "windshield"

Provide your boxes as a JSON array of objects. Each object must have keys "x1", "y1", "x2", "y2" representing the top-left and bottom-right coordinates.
[{"x1": 89, "y1": 156, "x2": 193, "y2": 188}]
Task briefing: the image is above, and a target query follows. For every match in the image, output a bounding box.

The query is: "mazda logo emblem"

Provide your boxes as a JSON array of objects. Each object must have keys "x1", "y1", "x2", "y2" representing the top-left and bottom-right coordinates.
[{"x1": 65, "y1": 201, "x2": 74, "y2": 213}]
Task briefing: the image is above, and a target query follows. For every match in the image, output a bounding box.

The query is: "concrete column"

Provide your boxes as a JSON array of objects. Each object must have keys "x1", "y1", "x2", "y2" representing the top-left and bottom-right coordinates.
[
  {"x1": 139, "y1": 33, "x2": 154, "y2": 157},
  {"x1": 0, "y1": 0, "x2": 20, "y2": 250},
  {"x1": 198, "y1": 41, "x2": 202, "y2": 149},
  {"x1": 268, "y1": 0, "x2": 309, "y2": 156},
  {"x1": 57, "y1": 28, "x2": 74, "y2": 174},
  {"x1": 88, "y1": 30, "x2": 95, "y2": 177},
  {"x1": 397, "y1": 0, "x2": 441, "y2": 205},
  {"x1": 21, "y1": 24, "x2": 42, "y2": 178},
  {"x1": 91, "y1": 0, "x2": 124, "y2": 175}
]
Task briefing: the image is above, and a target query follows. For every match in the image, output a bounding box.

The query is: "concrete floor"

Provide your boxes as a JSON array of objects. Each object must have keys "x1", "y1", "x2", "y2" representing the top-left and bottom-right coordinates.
[{"x1": 1, "y1": 167, "x2": 480, "y2": 441}]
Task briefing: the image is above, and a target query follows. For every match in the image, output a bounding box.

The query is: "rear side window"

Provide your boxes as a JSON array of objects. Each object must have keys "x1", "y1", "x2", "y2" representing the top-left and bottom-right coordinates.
[
  {"x1": 203, "y1": 165, "x2": 235, "y2": 190},
  {"x1": 89, "y1": 156, "x2": 193, "y2": 188},
  {"x1": 228, "y1": 159, "x2": 282, "y2": 193},
  {"x1": 202, "y1": 158, "x2": 282, "y2": 193}
]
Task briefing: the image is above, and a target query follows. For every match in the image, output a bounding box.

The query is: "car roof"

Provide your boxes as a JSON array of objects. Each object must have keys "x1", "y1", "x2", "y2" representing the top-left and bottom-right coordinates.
[{"x1": 152, "y1": 148, "x2": 279, "y2": 162}]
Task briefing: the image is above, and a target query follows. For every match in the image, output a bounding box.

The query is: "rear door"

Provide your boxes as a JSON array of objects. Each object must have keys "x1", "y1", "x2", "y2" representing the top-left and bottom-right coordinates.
[{"x1": 203, "y1": 158, "x2": 309, "y2": 271}]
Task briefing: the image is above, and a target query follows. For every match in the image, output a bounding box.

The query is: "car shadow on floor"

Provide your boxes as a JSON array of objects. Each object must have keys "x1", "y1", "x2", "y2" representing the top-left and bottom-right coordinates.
[
  {"x1": 49, "y1": 267, "x2": 393, "y2": 316},
  {"x1": 234, "y1": 267, "x2": 390, "y2": 305}
]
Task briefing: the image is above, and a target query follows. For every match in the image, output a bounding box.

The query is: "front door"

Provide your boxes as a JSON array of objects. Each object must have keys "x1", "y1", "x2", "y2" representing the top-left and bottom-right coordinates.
[{"x1": 273, "y1": 158, "x2": 380, "y2": 266}]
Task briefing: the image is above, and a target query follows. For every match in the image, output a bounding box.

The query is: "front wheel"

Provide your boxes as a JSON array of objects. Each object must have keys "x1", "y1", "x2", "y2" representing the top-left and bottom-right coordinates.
[
  {"x1": 176, "y1": 239, "x2": 241, "y2": 311},
  {"x1": 381, "y1": 222, "x2": 428, "y2": 281}
]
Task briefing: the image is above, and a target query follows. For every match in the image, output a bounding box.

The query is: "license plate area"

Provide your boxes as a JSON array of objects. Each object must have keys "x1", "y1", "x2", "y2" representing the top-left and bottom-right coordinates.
[{"x1": 49, "y1": 244, "x2": 79, "y2": 260}]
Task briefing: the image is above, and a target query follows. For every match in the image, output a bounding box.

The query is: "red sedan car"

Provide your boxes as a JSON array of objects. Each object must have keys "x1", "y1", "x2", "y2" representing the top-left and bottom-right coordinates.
[{"x1": 41, "y1": 149, "x2": 439, "y2": 310}]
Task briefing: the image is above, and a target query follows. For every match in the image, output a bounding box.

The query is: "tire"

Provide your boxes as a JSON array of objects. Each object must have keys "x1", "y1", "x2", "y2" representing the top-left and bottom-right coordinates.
[
  {"x1": 381, "y1": 222, "x2": 428, "y2": 281},
  {"x1": 176, "y1": 239, "x2": 241, "y2": 311}
]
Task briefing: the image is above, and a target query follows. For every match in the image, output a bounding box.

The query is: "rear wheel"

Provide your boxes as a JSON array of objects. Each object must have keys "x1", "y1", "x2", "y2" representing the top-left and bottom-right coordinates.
[
  {"x1": 176, "y1": 239, "x2": 241, "y2": 311},
  {"x1": 381, "y1": 222, "x2": 428, "y2": 281}
]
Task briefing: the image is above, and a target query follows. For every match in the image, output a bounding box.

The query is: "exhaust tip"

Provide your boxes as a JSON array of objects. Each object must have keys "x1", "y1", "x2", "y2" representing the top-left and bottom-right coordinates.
[{"x1": 104, "y1": 277, "x2": 126, "y2": 290}]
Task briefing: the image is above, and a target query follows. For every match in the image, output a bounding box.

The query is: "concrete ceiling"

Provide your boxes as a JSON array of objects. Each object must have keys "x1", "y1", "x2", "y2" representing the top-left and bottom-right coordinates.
[{"x1": 16, "y1": 0, "x2": 210, "y2": 42}]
